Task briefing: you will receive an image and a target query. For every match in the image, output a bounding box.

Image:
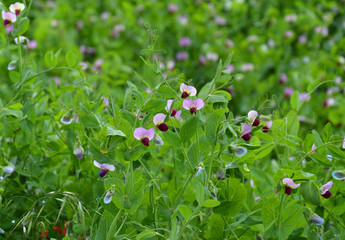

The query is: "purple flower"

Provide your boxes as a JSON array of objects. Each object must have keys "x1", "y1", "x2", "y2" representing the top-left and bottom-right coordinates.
[
  {"x1": 180, "y1": 83, "x2": 197, "y2": 99},
  {"x1": 27, "y1": 40, "x2": 37, "y2": 50},
  {"x1": 176, "y1": 51, "x2": 188, "y2": 61},
  {"x1": 104, "y1": 190, "x2": 113, "y2": 204},
  {"x1": 309, "y1": 213, "x2": 324, "y2": 225},
  {"x1": 179, "y1": 37, "x2": 191, "y2": 47},
  {"x1": 166, "y1": 99, "x2": 182, "y2": 122},
  {"x1": 198, "y1": 55, "x2": 206, "y2": 65},
  {"x1": 153, "y1": 113, "x2": 169, "y2": 132},
  {"x1": 279, "y1": 73, "x2": 287, "y2": 84},
  {"x1": 183, "y1": 99, "x2": 204, "y2": 115},
  {"x1": 343, "y1": 136, "x2": 345, "y2": 149},
  {"x1": 226, "y1": 64, "x2": 234, "y2": 73},
  {"x1": 134, "y1": 127, "x2": 155, "y2": 146},
  {"x1": 283, "y1": 87, "x2": 294, "y2": 97},
  {"x1": 240, "y1": 123, "x2": 252, "y2": 141},
  {"x1": 101, "y1": 97, "x2": 109, "y2": 109},
  {"x1": 299, "y1": 93, "x2": 310, "y2": 102},
  {"x1": 6, "y1": 24, "x2": 13, "y2": 34},
  {"x1": 9, "y1": 3, "x2": 25, "y2": 16},
  {"x1": 298, "y1": 35, "x2": 307, "y2": 44},
  {"x1": 248, "y1": 110, "x2": 259, "y2": 126},
  {"x1": 168, "y1": 4, "x2": 178, "y2": 13},
  {"x1": 2, "y1": 10, "x2": 16, "y2": 25},
  {"x1": 214, "y1": 16, "x2": 226, "y2": 26},
  {"x1": 284, "y1": 14, "x2": 297, "y2": 23},
  {"x1": 284, "y1": 30, "x2": 294, "y2": 38},
  {"x1": 320, "y1": 181, "x2": 333, "y2": 199},
  {"x1": 93, "y1": 160, "x2": 115, "y2": 178},
  {"x1": 241, "y1": 63, "x2": 254, "y2": 72},
  {"x1": 282, "y1": 178, "x2": 300, "y2": 195},
  {"x1": 73, "y1": 144, "x2": 84, "y2": 159},
  {"x1": 79, "y1": 62, "x2": 88, "y2": 71},
  {"x1": 206, "y1": 52, "x2": 219, "y2": 62}
]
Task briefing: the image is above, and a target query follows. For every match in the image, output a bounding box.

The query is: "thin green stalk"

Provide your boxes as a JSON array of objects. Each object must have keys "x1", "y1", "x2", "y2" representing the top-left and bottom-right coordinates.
[
  {"x1": 106, "y1": 209, "x2": 124, "y2": 240},
  {"x1": 173, "y1": 174, "x2": 193, "y2": 209},
  {"x1": 178, "y1": 206, "x2": 201, "y2": 239},
  {"x1": 278, "y1": 194, "x2": 286, "y2": 237}
]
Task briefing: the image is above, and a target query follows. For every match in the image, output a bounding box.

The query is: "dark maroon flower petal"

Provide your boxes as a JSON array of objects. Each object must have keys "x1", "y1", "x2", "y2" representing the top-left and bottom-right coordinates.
[
  {"x1": 181, "y1": 92, "x2": 189, "y2": 99},
  {"x1": 171, "y1": 108, "x2": 177, "y2": 117},
  {"x1": 76, "y1": 153, "x2": 83, "y2": 159},
  {"x1": 321, "y1": 190, "x2": 331, "y2": 199},
  {"x1": 15, "y1": 10, "x2": 20, "y2": 16},
  {"x1": 141, "y1": 137, "x2": 150, "y2": 147},
  {"x1": 158, "y1": 123, "x2": 169, "y2": 132},
  {"x1": 284, "y1": 186, "x2": 292, "y2": 195},
  {"x1": 100, "y1": 169, "x2": 109, "y2": 178},
  {"x1": 241, "y1": 133, "x2": 251, "y2": 142},
  {"x1": 252, "y1": 119, "x2": 260, "y2": 126},
  {"x1": 263, "y1": 126, "x2": 269, "y2": 133},
  {"x1": 4, "y1": 19, "x2": 10, "y2": 25},
  {"x1": 190, "y1": 107, "x2": 197, "y2": 115}
]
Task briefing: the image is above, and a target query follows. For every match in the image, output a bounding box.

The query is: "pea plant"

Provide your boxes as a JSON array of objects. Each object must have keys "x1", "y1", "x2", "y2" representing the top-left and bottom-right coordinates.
[{"x1": 1, "y1": 2, "x2": 345, "y2": 240}]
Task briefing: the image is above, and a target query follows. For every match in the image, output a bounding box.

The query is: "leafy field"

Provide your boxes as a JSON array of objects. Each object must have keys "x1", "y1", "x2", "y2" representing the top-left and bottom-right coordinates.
[{"x1": 1, "y1": 1, "x2": 345, "y2": 239}]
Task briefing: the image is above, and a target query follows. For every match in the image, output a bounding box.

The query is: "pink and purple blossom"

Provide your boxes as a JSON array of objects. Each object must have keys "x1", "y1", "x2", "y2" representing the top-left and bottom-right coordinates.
[
  {"x1": 240, "y1": 123, "x2": 252, "y2": 141},
  {"x1": 282, "y1": 178, "x2": 300, "y2": 195},
  {"x1": 153, "y1": 113, "x2": 169, "y2": 132},
  {"x1": 93, "y1": 160, "x2": 115, "y2": 178},
  {"x1": 320, "y1": 181, "x2": 333, "y2": 199},
  {"x1": 9, "y1": 3, "x2": 25, "y2": 16},
  {"x1": 134, "y1": 127, "x2": 155, "y2": 146},
  {"x1": 180, "y1": 83, "x2": 197, "y2": 99},
  {"x1": 183, "y1": 99, "x2": 204, "y2": 115},
  {"x1": 2, "y1": 10, "x2": 16, "y2": 25}
]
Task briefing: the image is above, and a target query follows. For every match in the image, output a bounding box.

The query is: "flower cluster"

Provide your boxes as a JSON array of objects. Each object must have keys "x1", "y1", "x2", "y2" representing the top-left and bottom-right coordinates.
[{"x1": 2, "y1": 3, "x2": 25, "y2": 25}]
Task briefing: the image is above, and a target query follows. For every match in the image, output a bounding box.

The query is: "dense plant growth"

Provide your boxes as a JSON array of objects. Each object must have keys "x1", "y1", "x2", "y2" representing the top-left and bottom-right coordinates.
[{"x1": 1, "y1": 1, "x2": 345, "y2": 239}]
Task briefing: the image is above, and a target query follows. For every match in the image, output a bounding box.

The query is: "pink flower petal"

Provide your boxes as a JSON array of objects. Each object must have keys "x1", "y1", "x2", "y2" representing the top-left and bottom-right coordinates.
[
  {"x1": 183, "y1": 99, "x2": 193, "y2": 110},
  {"x1": 180, "y1": 83, "x2": 197, "y2": 96},
  {"x1": 102, "y1": 163, "x2": 115, "y2": 171},
  {"x1": 153, "y1": 113, "x2": 166, "y2": 125},
  {"x1": 266, "y1": 120, "x2": 273, "y2": 128},
  {"x1": 134, "y1": 127, "x2": 148, "y2": 140},
  {"x1": 93, "y1": 160, "x2": 102, "y2": 169},
  {"x1": 147, "y1": 128, "x2": 155, "y2": 140},
  {"x1": 194, "y1": 99, "x2": 204, "y2": 110},
  {"x1": 166, "y1": 99, "x2": 173, "y2": 112},
  {"x1": 248, "y1": 110, "x2": 258, "y2": 123},
  {"x1": 343, "y1": 136, "x2": 345, "y2": 149},
  {"x1": 174, "y1": 110, "x2": 182, "y2": 122},
  {"x1": 241, "y1": 123, "x2": 252, "y2": 136},
  {"x1": 282, "y1": 178, "x2": 300, "y2": 189},
  {"x1": 320, "y1": 181, "x2": 333, "y2": 194}
]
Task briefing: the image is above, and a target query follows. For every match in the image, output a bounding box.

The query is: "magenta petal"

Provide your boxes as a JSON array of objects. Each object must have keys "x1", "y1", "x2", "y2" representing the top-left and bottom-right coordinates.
[
  {"x1": 174, "y1": 110, "x2": 182, "y2": 121},
  {"x1": 102, "y1": 163, "x2": 115, "y2": 171},
  {"x1": 166, "y1": 99, "x2": 173, "y2": 112},
  {"x1": 342, "y1": 136, "x2": 345, "y2": 149},
  {"x1": 180, "y1": 83, "x2": 188, "y2": 93},
  {"x1": 94, "y1": 160, "x2": 102, "y2": 169},
  {"x1": 194, "y1": 99, "x2": 204, "y2": 110},
  {"x1": 320, "y1": 181, "x2": 333, "y2": 194},
  {"x1": 147, "y1": 128, "x2": 155, "y2": 140},
  {"x1": 134, "y1": 127, "x2": 147, "y2": 140},
  {"x1": 153, "y1": 113, "x2": 166, "y2": 125},
  {"x1": 282, "y1": 178, "x2": 300, "y2": 189},
  {"x1": 241, "y1": 123, "x2": 252, "y2": 136},
  {"x1": 183, "y1": 99, "x2": 193, "y2": 110}
]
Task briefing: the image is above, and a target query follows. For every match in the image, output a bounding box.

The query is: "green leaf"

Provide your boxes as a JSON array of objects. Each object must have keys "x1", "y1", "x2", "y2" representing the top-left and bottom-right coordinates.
[
  {"x1": 178, "y1": 205, "x2": 192, "y2": 220},
  {"x1": 0, "y1": 108, "x2": 23, "y2": 118},
  {"x1": 163, "y1": 131, "x2": 180, "y2": 148},
  {"x1": 142, "y1": 99, "x2": 166, "y2": 113},
  {"x1": 65, "y1": 50, "x2": 77, "y2": 67},
  {"x1": 195, "y1": 183, "x2": 204, "y2": 204},
  {"x1": 213, "y1": 179, "x2": 247, "y2": 216},
  {"x1": 180, "y1": 116, "x2": 199, "y2": 143},
  {"x1": 322, "y1": 122, "x2": 332, "y2": 143},
  {"x1": 198, "y1": 80, "x2": 215, "y2": 99},
  {"x1": 309, "y1": 153, "x2": 332, "y2": 167},
  {"x1": 254, "y1": 144, "x2": 274, "y2": 159},
  {"x1": 136, "y1": 230, "x2": 158, "y2": 240},
  {"x1": 300, "y1": 181, "x2": 320, "y2": 205},
  {"x1": 312, "y1": 130, "x2": 323, "y2": 147},
  {"x1": 290, "y1": 91, "x2": 300, "y2": 111},
  {"x1": 45, "y1": 51, "x2": 57, "y2": 68},
  {"x1": 106, "y1": 126, "x2": 126, "y2": 137},
  {"x1": 200, "y1": 199, "x2": 220, "y2": 208},
  {"x1": 206, "y1": 91, "x2": 231, "y2": 103},
  {"x1": 286, "y1": 110, "x2": 300, "y2": 136},
  {"x1": 12, "y1": 17, "x2": 30, "y2": 37},
  {"x1": 80, "y1": 115, "x2": 100, "y2": 129}
]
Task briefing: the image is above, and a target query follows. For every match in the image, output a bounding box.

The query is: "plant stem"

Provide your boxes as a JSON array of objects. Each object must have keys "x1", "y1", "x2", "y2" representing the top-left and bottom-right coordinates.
[
  {"x1": 173, "y1": 174, "x2": 193, "y2": 210},
  {"x1": 106, "y1": 209, "x2": 124, "y2": 240},
  {"x1": 277, "y1": 194, "x2": 286, "y2": 237}
]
